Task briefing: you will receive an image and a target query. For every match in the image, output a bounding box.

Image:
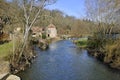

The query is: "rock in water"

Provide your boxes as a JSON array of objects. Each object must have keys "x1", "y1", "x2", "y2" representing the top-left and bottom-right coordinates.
[
  {"x1": 6, "y1": 75, "x2": 20, "y2": 80},
  {"x1": 39, "y1": 40, "x2": 49, "y2": 50}
]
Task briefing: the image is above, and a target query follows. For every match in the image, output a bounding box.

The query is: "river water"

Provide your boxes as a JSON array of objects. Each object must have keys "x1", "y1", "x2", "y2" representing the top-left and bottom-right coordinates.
[{"x1": 17, "y1": 40, "x2": 120, "y2": 80}]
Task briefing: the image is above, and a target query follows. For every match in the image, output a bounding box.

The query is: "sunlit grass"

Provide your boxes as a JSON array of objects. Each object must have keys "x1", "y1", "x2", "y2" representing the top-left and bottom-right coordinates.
[
  {"x1": 0, "y1": 41, "x2": 13, "y2": 59},
  {"x1": 74, "y1": 38, "x2": 88, "y2": 48}
]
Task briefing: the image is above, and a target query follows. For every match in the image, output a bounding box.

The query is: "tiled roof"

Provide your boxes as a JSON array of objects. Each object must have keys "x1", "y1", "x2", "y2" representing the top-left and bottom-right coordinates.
[
  {"x1": 31, "y1": 27, "x2": 43, "y2": 33},
  {"x1": 47, "y1": 24, "x2": 56, "y2": 28}
]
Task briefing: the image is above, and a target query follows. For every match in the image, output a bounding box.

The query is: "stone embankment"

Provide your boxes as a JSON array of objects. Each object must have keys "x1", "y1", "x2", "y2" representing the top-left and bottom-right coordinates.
[
  {"x1": 6, "y1": 75, "x2": 20, "y2": 80},
  {"x1": 0, "y1": 60, "x2": 9, "y2": 80},
  {"x1": 0, "y1": 60, "x2": 21, "y2": 80}
]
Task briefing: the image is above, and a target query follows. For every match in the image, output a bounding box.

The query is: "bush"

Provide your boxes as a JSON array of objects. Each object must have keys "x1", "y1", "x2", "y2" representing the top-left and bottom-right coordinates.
[
  {"x1": 74, "y1": 38, "x2": 88, "y2": 48},
  {"x1": 42, "y1": 33, "x2": 46, "y2": 39},
  {"x1": 87, "y1": 31, "x2": 107, "y2": 50},
  {"x1": 104, "y1": 40, "x2": 120, "y2": 64}
]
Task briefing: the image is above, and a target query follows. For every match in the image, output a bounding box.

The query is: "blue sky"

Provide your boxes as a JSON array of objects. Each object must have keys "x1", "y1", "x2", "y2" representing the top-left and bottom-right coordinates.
[
  {"x1": 46, "y1": 0, "x2": 86, "y2": 19},
  {"x1": 7, "y1": 0, "x2": 86, "y2": 19}
]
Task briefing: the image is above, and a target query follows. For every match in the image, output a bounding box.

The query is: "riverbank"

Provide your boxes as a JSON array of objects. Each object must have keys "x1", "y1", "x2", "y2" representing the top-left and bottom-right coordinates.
[
  {"x1": 0, "y1": 42, "x2": 12, "y2": 79},
  {"x1": 0, "y1": 47, "x2": 35, "y2": 80},
  {"x1": 74, "y1": 38, "x2": 120, "y2": 70},
  {"x1": 0, "y1": 41, "x2": 35, "y2": 79},
  {"x1": 0, "y1": 37, "x2": 62, "y2": 80},
  {"x1": 87, "y1": 49, "x2": 120, "y2": 70}
]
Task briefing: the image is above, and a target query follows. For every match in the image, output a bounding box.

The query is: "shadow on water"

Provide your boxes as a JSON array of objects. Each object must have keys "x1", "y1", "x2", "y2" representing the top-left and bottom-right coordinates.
[{"x1": 17, "y1": 40, "x2": 120, "y2": 80}]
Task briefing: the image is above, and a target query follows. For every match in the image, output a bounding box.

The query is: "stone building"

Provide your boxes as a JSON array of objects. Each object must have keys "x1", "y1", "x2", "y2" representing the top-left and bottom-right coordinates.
[
  {"x1": 31, "y1": 27, "x2": 43, "y2": 38},
  {"x1": 46, "y1": 24, "x2": 57, "y2": 38}
]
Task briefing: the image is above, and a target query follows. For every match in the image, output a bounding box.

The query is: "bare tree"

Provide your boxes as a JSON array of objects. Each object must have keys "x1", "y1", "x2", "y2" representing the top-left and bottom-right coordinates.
[
  {"x1": 85, "y1": 0, "x2": 119, "y2": 34},
  {"x1": 10, "y1": 0, "x2": 56, "y2": 63}
]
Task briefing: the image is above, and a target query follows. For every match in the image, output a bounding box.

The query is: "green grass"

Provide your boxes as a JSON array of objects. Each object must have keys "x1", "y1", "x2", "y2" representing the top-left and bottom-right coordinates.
[
  {"x1": 74, "y1": 38, "x2": 88, "y2": 48},
  {"x1": 0, "y1": 41, "x2": 13, "y2": 59}
]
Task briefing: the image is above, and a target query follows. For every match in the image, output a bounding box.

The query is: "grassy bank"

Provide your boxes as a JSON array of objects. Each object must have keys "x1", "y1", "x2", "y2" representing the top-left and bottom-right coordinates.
[
  {"x1": 74, "y1": 38, "x2": 88, "y2": 48},
  {"x1": 0, "y1": 42, "x2": 13, "y2": 59}
]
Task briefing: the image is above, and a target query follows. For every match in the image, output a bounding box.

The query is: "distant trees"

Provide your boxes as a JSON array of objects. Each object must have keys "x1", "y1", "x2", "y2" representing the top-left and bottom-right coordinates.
[
  {"x1": 32, "y1": 8, "x2": 91, "y2": 37},
  {"x1": 85, "y1": 0, "x2": 120, "y2": 38},
  {"x1": 85, "y1": 0, "x2": 120, "y2": 23}
]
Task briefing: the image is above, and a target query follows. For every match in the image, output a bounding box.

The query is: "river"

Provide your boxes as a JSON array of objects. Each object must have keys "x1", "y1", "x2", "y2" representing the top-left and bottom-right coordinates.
[{"x1": 17, "y1": 40, "x2": 120, "y2": 80}]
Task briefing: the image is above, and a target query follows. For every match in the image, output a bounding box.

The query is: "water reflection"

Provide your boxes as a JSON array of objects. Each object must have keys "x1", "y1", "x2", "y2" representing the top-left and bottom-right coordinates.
[{"x1": 18, "y1": 40, "x2": 120, "y2": 80}]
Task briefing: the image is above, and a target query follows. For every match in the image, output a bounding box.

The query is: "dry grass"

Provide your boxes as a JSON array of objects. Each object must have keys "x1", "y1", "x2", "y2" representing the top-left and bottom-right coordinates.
[{"x1": 104, "y1": 40, "x2": 120, "y2": 68}]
